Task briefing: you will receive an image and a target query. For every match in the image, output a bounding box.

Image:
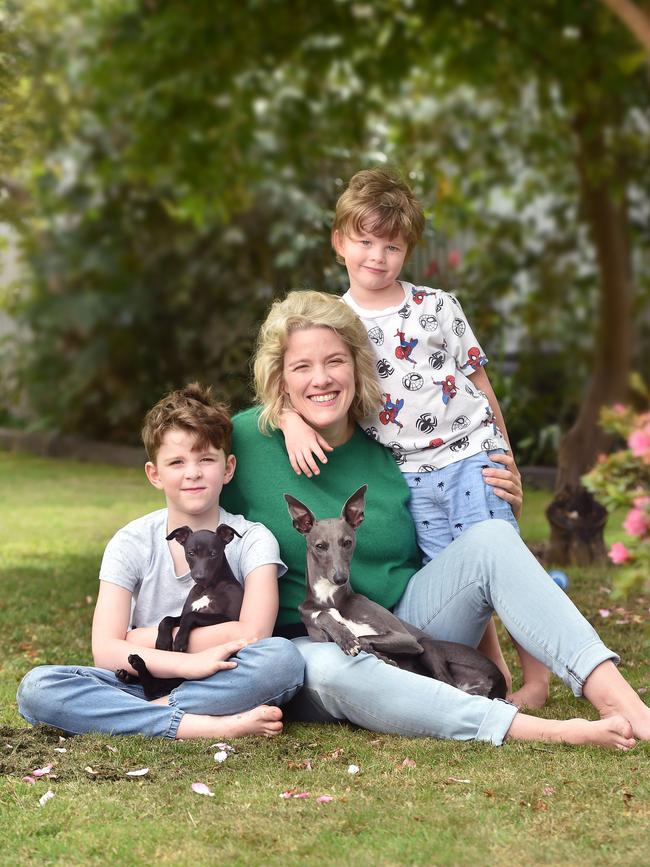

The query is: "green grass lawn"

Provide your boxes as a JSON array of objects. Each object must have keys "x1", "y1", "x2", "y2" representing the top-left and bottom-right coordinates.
[{"x1": 1, "y1": 451, "x2": 648, "y2": 866}]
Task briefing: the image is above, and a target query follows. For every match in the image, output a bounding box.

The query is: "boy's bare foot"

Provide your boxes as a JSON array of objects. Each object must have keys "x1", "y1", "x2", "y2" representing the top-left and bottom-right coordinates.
[
  {"x1": 175, "y1": 705, "x2": 284, "y2": 740},
  {"x1": 508, "y1": 680, "x2": 550, "y2": 710}
]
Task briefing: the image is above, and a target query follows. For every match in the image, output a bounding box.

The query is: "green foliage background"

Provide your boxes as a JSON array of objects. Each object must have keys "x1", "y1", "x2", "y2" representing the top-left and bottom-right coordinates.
[{"x1": 1, "y1": 0, "x2": 649, "y2": 458}]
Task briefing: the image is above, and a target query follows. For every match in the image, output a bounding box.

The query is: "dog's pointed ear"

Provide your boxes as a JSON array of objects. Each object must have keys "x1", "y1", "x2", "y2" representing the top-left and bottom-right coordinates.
[
  {"x1": 284, "y1": 494, "x2": 315, "y2": 535},
  {"x1": 166, "y1": 525, "x2": 192, "y2": 545},
  {"x1": 342, "y1": 485, "x2": 367, "y2": 529},
  {"x1": 216, "y1": 524, "x2": 241, "y2": 545}
]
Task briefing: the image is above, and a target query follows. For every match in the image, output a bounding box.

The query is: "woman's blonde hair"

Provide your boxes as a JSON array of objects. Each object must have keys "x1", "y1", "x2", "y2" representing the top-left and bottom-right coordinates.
[{"x1": 254, "y1": 290, "x2": 383, "y2": 433}]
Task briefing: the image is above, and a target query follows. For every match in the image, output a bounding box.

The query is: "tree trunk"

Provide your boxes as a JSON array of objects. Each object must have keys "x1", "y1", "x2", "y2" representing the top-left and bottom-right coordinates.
[{"x1": 547, "y1": 121, "x2": 634, "y2": 565}]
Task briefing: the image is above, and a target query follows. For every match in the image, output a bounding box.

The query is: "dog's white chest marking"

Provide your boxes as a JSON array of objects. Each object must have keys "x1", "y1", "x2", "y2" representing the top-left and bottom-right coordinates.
[
  {"x1": 312, "y1": 578, "x2": 335, "y2": 605},
  {"x1": 327, "y1": 607, "x2": 377, "y2": 638},
  {"x1": 191, "y1": 595, "x2": 211, "y2": 612}
]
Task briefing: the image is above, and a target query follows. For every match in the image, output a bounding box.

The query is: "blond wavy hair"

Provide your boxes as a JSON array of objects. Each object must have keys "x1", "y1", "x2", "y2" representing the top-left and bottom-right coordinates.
[
  {"x1": 254, "y1": 290, "x2": 383, "y2": 433},
  {"x1": 332, "y1": 168, "x2": 425, "y2": 264}
]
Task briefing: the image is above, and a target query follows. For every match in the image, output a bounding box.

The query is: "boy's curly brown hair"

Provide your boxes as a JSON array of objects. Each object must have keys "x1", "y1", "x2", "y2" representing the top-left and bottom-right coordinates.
[{"x1": 142, "y1": 382, "x2": 232, "y2": 462}]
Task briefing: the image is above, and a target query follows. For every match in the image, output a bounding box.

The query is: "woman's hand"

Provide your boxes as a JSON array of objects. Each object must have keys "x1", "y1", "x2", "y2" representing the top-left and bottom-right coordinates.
[{"x1": 482, "y1": 453, "x2": 523, "y2": 521}]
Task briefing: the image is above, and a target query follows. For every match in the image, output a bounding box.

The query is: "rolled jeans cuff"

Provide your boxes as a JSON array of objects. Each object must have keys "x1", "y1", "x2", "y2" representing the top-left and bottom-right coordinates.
[
  {"x1": 565, "y1": 641, "x2": 620, "y2": 697},
  {"x1": 163, "y1": 699, "x2": 185, "y2": 740},
  {"x1": 475, "y1": 698, "x2": 519, "y2": 746}
]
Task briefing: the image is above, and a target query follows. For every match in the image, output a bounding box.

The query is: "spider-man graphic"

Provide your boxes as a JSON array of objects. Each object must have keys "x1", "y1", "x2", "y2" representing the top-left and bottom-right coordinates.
[
  {"x1": 460, "y1": 346, "x2": 487, "y2": 371},
  {"x1": 379, "y1": 393, "x2": 404, "y2": 431},
  {"x1": 432, "y1": 374, "x2": 458, "y2": 405},
  {"x1": 394, "y1": 330, "x2": 418, "y2": 366},
  {"x1": 411, "y1": 287, "x2": 436, "y2": 305}
]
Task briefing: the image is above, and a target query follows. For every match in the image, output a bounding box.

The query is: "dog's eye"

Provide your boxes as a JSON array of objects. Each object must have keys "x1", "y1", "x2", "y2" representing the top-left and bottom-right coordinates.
[
  {"x1": 209, "y1": 552, "x2": 218, "y2": 558},
  {"x1": 315, "y1": 542, "x2": 328, "y2": 551},
  {"x1": 341, "y1": 539, "x2": 353, "y2": 548},
  {"x1": 187, "y1": 550, "x2": 196, "y2": 557}
]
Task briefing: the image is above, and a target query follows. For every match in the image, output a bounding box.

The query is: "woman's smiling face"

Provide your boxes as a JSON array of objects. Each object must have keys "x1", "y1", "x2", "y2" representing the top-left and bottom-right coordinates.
[{"x1": 282, "y1": 326, "x2": 356, "y2": 446}]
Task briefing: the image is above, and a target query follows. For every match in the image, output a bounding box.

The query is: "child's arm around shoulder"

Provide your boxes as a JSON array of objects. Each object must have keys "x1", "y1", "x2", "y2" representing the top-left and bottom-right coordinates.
[{"x1": 279, "y1": 407, "x2": 334, "y2": 478}]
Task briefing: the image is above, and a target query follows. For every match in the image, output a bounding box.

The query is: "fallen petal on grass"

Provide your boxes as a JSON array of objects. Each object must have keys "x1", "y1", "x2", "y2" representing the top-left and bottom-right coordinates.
[
  {"x1": 316, "y1": 795, "x2": 333, "y2": 804},
  {"x1": 53, "y1": 748, "x2": 67, "y2": 753},
  {"x1": 212, "y1": 742, "x2": 235, "y2": 752},
  {"x1": 347, "y1": 764, "x2": 360, "y2": 775},
  {"x1": 598, "y1": 609, "x2": 611, "y2": 618},
  {"x1": 38, "y1": 790, "x2": 55, "y2": 807},
  {"x1": 213, "y1": 751, "x2": 228, "y2": 763},
  {"x1": 32, "y1": 764, "x2": 53, "y2": 777},
  {"x1": 191, "y1": 782, "x2": 214, "y2": 797},
  {"x1": 401, "y1": 758, "x2": 417, "y2": 768},
  {"x1": 22, "y1": 775, "x2": 36, "y2": 785},
  {"x1": 543, "y1": 786, "x2": 556, "y2": 796},
  {"x1": 280, "y1": 790, "x2": 311, "y2": 799},
  {"x1": 125, "y1": 768, "x2": 149, "y2": 777},
  {"x1": 84, "y1": 767, "x2": 96, "y2": 775}
]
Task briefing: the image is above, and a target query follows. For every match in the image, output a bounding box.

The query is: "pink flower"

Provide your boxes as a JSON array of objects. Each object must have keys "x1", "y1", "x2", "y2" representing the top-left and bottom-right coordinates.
[
  {"x1": 611, "y1": 403, "x2": 627, "y2": 414},
  {"x1": 608, "y1": 542, "x2": 631, "y2": 564},
  {"x1": 633, "y1": 496, "x2": 650, "y2": 510},
  {"x1": 628, "y1": 427, "x2": 650, "y2": 459},
  {"x1": 447, "y1": 249, "x2": 461, "y2": 268},
  {"x1": 623, "y1": 508, "x2": 650, "y2": 537}
]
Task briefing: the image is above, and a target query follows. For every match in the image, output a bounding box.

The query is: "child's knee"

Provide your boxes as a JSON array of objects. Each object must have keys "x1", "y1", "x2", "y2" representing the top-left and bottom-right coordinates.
[{"x1": 17, "y1": 666, "x2": 51, "y2": 723}]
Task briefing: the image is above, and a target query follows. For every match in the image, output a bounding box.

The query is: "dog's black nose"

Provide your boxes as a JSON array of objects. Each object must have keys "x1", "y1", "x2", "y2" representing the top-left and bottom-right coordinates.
[{"x1": 332, "y1": 572, "x2": 348, "y2": 586}]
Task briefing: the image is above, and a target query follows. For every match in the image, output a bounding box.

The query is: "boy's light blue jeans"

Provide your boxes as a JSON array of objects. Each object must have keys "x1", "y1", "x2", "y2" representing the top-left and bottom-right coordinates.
[
  {"x1": 285, "y1": 521, "x2": 618, "y2": 744},
  {"x1": 404, "y1": 450, "x2": 519, "y2": 563},
  {"x1": 17, "y1": 637, "x2": 304, "y2": 739}
]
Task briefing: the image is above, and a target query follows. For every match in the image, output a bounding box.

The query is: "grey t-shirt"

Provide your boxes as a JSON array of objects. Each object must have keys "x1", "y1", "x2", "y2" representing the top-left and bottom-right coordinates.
[{"x1": 98, "y1": 507, "x2": 286, "y2": 628}]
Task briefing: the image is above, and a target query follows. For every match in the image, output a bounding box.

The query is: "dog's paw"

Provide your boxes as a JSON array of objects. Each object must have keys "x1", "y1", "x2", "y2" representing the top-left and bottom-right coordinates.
[
  {"x1": 342, "y1": 640, "x2": 361, "y2": 656},
  {"x1": 115, "y1": 668, "x2": 129, "y2": 682},
  {"x1": 127, "y1": 654, "x2": 147, "y2": 677}
]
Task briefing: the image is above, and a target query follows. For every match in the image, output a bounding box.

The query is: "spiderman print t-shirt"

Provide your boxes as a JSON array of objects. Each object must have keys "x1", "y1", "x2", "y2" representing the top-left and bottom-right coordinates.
[{"x1": 342, "y1": 282, "x2": 509, "y2": 473}]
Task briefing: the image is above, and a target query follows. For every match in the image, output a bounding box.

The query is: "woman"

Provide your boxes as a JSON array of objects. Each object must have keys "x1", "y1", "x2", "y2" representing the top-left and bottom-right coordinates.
[{"x1": 222, "y1": 290, "x2": 649, "y2": 747}]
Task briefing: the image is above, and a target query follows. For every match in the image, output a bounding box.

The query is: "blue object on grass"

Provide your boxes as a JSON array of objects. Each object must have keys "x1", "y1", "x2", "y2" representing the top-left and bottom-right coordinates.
[{"x1": 548, "y1": 569, "x2": 569, "y2": 591}]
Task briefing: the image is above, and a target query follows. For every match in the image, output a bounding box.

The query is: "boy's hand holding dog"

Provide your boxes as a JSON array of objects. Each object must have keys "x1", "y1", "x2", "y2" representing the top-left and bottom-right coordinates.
[{"x1": 174, "y1": 638, "x2": 252, "y2": 681}]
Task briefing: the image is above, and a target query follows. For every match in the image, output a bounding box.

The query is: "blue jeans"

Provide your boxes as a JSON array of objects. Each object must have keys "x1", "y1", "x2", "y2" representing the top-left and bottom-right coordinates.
[
  {"x1": 285, "y1": 521, "x2": 618, "y2": 744},
  {"x1": 404, "y1": 450, "x2": 519, "y2": 564},
  {"x1": 17, "y1": 638, "x2": 305, "y2": 739}
]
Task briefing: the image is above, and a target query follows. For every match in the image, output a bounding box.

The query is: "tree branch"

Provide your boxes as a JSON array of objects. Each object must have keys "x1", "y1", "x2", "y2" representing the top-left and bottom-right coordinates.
[{"x1": 600, "y1": 0, "x2": 650, "y2": 57}]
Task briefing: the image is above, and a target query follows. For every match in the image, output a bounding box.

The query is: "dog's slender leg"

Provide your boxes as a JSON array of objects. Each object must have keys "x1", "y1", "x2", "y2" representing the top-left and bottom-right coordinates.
[{"x1": 156, "y1": 615, "x2": 181, "y2": 651}]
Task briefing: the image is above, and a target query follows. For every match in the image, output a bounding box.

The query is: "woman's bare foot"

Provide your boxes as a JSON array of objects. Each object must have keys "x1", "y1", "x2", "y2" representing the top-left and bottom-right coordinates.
[
  {"x1": 508, "y1": 679, "x2": 549, "y2": 709},
  {"x1": 582, "y1": 660, "x2": 650, "y2": 740},
  {"x1": 506, "y1": 710, "x2": 636, "y2": 749},
  {"x1": 175, "y1": 705, "x2": 283, "y2": 740},
  {"x1": 556, "y1": 716, "x2": 636, "y2": 750}
]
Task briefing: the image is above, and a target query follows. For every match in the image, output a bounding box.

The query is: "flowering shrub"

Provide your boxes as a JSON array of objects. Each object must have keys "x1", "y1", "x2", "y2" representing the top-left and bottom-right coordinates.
[{"x1": 583, "y1": 404, "x2": 650, "y2": 593}]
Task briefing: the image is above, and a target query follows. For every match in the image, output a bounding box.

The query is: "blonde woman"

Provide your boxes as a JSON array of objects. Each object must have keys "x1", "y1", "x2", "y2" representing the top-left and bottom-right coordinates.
[{"x1": 222, "y1": 290, "x2": 649, "y2": 748}]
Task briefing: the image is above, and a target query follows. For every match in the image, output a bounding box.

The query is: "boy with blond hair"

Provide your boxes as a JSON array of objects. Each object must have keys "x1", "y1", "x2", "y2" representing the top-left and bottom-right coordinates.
[
  {"x1": 282, "y1": 169, "x2": 550, "y2": 709},
  {"x1": 18, "y1": 383, "x2": 304, "y2": 739}
]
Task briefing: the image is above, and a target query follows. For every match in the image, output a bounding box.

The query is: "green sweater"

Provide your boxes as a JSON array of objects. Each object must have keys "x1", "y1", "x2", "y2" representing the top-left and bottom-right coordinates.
[{"x1": 221, "y1": 408, "x2": 420, "y2": 629}]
